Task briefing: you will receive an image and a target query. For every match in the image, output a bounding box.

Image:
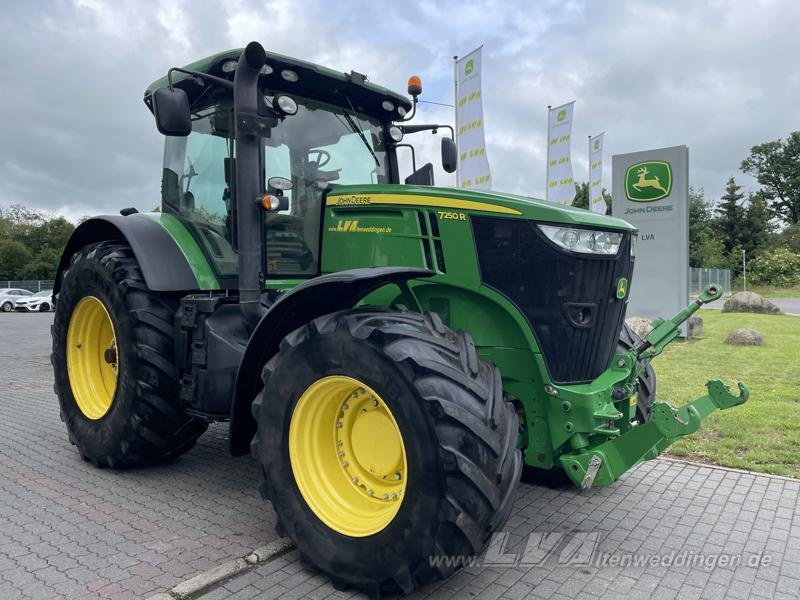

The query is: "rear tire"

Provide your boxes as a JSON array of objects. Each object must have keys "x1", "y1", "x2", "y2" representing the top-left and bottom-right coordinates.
[
  {"x1": 251, "y1": 307, "x2": 522, "y2": 596},
  {"x1": 1, "y1": 301, "x2": 11, "y2": 312},
  {"x1": 52, "y1": 241, "x2": 207, "y2": 468},
  {"x1": 39, "y1": 303, "x2": 51, "y2": 312}
]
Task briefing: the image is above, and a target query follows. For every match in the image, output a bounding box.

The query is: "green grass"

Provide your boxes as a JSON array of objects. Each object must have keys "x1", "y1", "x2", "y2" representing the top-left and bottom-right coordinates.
[
  {"x1": 741, "y1": 284, "x2": 800, "y2": 298},
  {"x1": 653, "y1": 309, "x2": 800, "y2": 478}
]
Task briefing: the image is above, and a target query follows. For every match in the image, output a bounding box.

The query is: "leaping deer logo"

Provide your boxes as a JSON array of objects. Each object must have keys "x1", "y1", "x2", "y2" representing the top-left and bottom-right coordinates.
[{"x1": 632, "y1": 166, "x2": 667, "y2": 194}]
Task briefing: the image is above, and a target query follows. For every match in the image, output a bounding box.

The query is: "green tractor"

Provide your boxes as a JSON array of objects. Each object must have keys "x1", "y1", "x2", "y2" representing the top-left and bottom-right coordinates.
[{"x1": 51, "y1": 41, "x2": 748, "y2": 595}]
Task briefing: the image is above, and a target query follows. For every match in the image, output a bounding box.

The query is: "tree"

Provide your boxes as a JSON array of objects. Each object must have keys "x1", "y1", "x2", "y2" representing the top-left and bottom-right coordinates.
[
  {"x1": 740, "y1": 131, "x2": 800, "y2": 225},
  {"x1": 742, "y1": 192, "x2": 772, "y2": 257},
  {"x1": 688, "y1": 187, "x2": 725, "y2": 267},
  {"x1": 715, "y1": 177, "x2": 748, "y2": 256},
  {"x1": 572, "y1": 182, "x2": 612, "y2": 214},
  {"x1": 0, "y1": 203, "x2": 75, "y2": 279},
  {"x1": 0, "y1": 240, "x2": 32, "y2": 279}
]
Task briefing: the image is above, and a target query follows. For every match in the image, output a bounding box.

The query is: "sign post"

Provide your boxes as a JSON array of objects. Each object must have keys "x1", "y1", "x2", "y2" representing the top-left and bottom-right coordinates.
[{"x1": 612, "y1": 145, "x2": 689, "y2": 335}]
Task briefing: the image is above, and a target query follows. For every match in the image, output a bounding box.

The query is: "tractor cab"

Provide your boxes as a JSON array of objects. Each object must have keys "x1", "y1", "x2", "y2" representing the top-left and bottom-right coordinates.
[{"x1": 144, "y1": 49, "x2": 453, "y2": 287}]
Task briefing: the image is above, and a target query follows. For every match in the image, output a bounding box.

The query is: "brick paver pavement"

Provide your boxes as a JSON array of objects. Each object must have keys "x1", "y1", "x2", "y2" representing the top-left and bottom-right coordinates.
[
  {"x1": 2, "y1": 312, "x2": 799, "y2": 600},
  {"x1": 0, "y1": 313, "x2": 279, "y2": 599}
]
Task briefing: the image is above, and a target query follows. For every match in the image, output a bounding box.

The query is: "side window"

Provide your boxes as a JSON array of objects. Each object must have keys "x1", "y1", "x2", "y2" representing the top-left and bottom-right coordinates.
[{"x1": 162, "y1": 104, "x2": 237, "y2": 278}]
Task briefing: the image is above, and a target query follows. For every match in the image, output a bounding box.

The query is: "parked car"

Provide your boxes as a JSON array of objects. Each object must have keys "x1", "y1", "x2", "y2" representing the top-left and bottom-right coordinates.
[
  {"x1": 14, "y1": 290, "x2": 55, "y2": 312},
  {"x1": 0, "y1": 288, "x2": 33, "y2": 312}
]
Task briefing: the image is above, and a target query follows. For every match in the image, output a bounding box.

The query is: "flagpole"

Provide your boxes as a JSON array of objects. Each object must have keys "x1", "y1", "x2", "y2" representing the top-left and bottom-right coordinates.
[
  {"x1": 453, "y1": 55, "x2": 459, "y2": 188},
  {"x1": 588, "y1": 135, "x2": 592, "y2": 209},
  {"x1": 545, "y1": 105, "x2": 551, "y2": 201}
]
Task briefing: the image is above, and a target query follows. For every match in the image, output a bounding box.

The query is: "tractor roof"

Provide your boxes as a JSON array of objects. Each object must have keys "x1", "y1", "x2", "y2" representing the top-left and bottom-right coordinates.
[{"x1": 144, "y1": 48, "x2": 412, "y2": 116}]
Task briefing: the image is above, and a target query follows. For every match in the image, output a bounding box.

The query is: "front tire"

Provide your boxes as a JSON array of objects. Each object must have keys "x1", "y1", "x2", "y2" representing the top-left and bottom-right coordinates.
[
  {"x1": 52, "y1": 241, "x2": 207, "y2": 468},
  {"x1": 251, "y1": 307, "x2": 521, "y2": 596},
  {"x1": 618, "y1": 322, "x2": 656, "y2": 423}
]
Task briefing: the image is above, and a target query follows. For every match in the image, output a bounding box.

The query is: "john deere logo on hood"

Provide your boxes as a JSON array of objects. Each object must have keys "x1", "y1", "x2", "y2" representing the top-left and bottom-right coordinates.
[{"x1": 625, "y1": 161, "x2": 672, "y2": 202}]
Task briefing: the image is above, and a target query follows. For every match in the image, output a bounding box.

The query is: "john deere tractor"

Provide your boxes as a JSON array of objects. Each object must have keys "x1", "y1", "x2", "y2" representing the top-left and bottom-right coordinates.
[{"x1": 52, "y1": 42, "x2": 748, "y2": 595}]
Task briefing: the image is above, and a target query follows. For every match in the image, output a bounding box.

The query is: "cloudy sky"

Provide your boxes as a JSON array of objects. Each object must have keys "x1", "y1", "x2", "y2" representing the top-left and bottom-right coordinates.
[{"x1": 1, "y1": 0, "x2": 799, "y2": 221}]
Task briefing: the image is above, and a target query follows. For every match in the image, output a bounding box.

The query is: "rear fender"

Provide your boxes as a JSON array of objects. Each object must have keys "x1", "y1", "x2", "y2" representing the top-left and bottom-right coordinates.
[
  {"x1": 229, "y1": 267, "x2": 433, "y2": 456},
  {"x1": 54, "y1": 215, "x2": 202, "y2": 294}
]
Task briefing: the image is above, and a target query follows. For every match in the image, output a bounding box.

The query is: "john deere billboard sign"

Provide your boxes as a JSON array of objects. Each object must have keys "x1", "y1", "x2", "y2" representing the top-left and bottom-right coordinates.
[{"x1": 613, "y1": 146, "x2": 689, "y2": 335}]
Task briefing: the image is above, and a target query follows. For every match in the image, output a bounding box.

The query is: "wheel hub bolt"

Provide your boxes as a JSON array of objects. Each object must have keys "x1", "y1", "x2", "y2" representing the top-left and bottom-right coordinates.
[
  {"x1": 394, "y1": 472, "x2": 401, "y2": 480},
  {"x1": 367, "y1": 489, "x2": 374, "y2": 496},
  {"x1": 382, "y1": 493, "x2": 389, "y2": 500},
  {"x1": 372, "y1": 398, "x2": 379, "y2": 407}
]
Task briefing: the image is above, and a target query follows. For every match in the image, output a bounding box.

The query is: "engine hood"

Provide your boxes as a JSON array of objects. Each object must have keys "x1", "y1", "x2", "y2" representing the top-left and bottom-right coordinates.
[{"x1": 327, "y1": 184, "x2": 636, "y2": 232}]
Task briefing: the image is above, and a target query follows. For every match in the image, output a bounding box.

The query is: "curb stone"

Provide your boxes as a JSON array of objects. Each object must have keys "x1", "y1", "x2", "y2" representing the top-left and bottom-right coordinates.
[{"x1": 145, "y1": 537, "x2": 295, "y2": 600}]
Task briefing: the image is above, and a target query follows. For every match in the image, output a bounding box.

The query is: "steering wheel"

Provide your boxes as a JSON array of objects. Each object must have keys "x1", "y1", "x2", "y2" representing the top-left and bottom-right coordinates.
[{"x1": 308, "y1": 149, "x2": 331, "y2": 168}]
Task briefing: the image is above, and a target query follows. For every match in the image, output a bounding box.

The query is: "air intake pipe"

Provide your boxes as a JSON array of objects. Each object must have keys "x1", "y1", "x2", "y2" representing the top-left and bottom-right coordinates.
[{"x1": 233, "y1": 41, "x2": 268, "y2": 332}]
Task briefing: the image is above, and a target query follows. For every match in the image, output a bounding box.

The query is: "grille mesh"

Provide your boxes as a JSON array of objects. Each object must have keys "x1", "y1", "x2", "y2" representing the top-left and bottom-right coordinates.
[{"x1": 472, "y1": 217, "x2": 633, "y2": 383}]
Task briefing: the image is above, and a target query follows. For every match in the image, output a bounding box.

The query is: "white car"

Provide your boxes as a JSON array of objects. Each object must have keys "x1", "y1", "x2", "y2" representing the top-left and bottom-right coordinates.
[
  {"x1": 0, "y1": 288, "x2": 33, "y2": 312},
  {"x1": 14, "y1": 290, "x2": 54, "y2": 312}
]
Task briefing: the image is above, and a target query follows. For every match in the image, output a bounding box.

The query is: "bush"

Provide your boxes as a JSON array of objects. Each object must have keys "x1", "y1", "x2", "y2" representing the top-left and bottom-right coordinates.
[{"x1": 748, "y1": 248, "x2": 800, "y2": 287}]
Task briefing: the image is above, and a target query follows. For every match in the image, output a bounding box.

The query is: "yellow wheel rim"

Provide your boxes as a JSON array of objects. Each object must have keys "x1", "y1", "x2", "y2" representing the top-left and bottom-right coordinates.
[
  {"x1": 66, "y1": 296, "x2": 118, "y2": 420},
  {"x1": 289, "y1": 375, "x2": 407, "y2": 537}
]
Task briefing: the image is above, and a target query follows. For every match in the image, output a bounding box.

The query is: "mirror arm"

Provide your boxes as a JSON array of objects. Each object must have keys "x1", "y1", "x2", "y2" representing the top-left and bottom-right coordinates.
[
  {"x1": 395, "y1": 143, "x2": 417, "y2": 173},
  {"x1": 401, "y1": 124, "x2": 454, "y2": 140},
  {"x1": 167, "y1": 67, "x2": 234, "y2": 90}
]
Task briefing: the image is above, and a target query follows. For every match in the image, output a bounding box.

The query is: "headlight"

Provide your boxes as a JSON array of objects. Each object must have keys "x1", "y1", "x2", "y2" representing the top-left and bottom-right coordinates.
[
  {"x1": 273, "y1": 95, "x2": 298, "y2": 116},
  {"x1": 537, "y1": 225, "x2": 623, "y2": 255}
]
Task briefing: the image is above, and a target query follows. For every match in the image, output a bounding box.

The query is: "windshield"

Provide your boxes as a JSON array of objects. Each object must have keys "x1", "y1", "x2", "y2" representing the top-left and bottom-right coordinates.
[{"x1": 161, "y1": 94, "x2": 390, "y2": 281}]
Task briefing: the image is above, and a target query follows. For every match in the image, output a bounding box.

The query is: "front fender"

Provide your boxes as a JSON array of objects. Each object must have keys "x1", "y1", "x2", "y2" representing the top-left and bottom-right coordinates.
[{"x1": 229, "y1": 267, "x2": 433, "y2": 456}]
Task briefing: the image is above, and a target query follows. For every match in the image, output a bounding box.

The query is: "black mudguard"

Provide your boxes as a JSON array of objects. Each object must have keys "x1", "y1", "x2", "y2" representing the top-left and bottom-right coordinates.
[
  {"x1": 229, "y1": 267, "x2": 433, "y2": 456},
  {"x1": 53, "y1": 215, "x2": 200, "y2": 294}
]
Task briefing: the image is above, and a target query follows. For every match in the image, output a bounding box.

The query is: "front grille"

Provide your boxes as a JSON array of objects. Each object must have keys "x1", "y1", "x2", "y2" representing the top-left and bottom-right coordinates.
[{"x1": 472, "y1": 217, "x2": 633, "y2": 384}]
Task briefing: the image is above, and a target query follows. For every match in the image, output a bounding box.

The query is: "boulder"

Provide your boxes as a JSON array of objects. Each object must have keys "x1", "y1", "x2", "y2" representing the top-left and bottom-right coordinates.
[
  {"x1": 725, "y1": 329, "x2": 764, "y2": 346},
  {"x1": 625, "y1": 317, "x2": 653, "y2": 341},
  {"x1": 722, "y1": 291, "x2": 780, "y2": 314},
  {"x1": 687, "y1": 315, "x2": 703, "y2": 337}
]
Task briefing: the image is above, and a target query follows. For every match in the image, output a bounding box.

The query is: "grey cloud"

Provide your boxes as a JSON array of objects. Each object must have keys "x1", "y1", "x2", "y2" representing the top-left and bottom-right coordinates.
[{"x1": 1, "y1": 0, "x2": 798, "y2": 221}]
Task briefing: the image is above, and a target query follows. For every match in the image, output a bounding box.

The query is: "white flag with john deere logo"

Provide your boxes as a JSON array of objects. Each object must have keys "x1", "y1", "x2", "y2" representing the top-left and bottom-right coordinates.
[
  {"x1": 455, "y1": 47, "x2": 491, "y2": 190},
  {"x1": 546, "y1": 101, "x2": 575, "y2": 204},
  {"x1": 589, "y1": 132, "x2": 606, "y2": 214}
]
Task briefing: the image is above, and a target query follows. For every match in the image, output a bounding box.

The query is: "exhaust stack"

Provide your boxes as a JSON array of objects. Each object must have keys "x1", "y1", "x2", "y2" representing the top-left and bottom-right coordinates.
[{"x1": 233, "y1": 42, "x2": 268, "y2": 332}]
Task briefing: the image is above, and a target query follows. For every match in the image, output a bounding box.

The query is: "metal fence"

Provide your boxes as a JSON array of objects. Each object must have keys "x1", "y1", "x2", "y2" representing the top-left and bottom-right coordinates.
[
  {"x1": 689, "y1": 268, "x2": 731, "y2": 297},
  {"x1": 2, "y1": 280, "x2": 56, "y2": 292}
]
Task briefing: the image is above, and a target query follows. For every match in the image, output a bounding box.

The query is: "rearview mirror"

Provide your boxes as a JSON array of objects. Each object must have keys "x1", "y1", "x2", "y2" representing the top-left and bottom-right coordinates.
[
  {"x1": 153, "y1": 87, "x2": 191, "y2": 136},
  {"x1": 441, "y1": 137, "x2": 457, "y2": 173}
]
